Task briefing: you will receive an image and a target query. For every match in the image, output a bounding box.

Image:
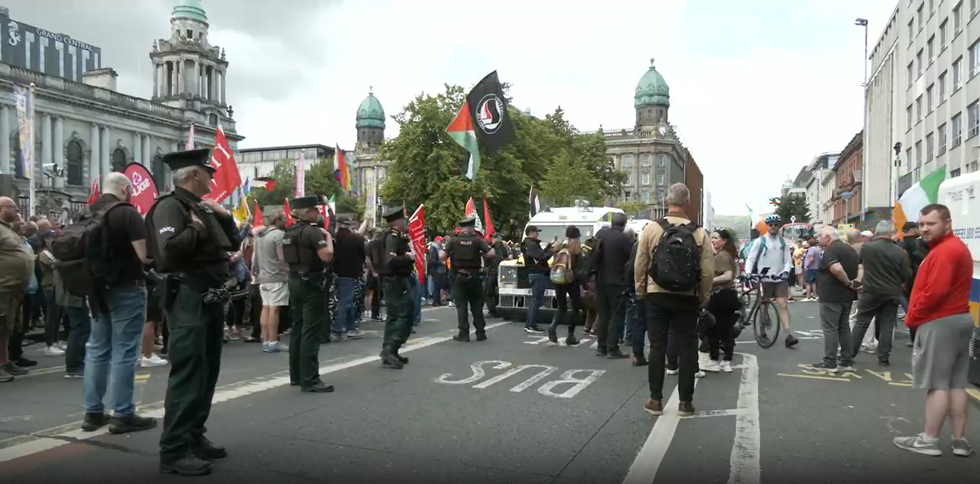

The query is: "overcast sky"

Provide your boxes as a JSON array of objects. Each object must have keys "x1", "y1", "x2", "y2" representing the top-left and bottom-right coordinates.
[{"x1": 9, "y1": 0, "x2": 897, "y2": 215}]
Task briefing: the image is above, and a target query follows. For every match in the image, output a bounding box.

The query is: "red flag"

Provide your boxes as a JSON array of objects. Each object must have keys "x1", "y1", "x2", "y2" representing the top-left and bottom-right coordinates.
[
  {"x1": 283, "y1": 198, "x2": 294, "y2": 226},
  {"x1": 463, "y1": 197, "x2": 484, "y2": 232},
  {"x1": 253, "y1": 177, "x2": 276, "y2": 191},
  {"x1": 85, "y1": 177, "x2": 100, "y2": 205},
  {"x1": 253, "y1": 200, "x2": 264, "y2": 227},
  {"x1": 317, "y1": 204, "x2": 329, "y2": 229},
  {"x1": 408, "y1": 205, "x2": 426, "y2": 284},
  {"x1": 482, "y1": 193, "x2": 494, "y2": 241},
  {"x1": 207, "y1": 126, "x2": 242, "y2": 203}
]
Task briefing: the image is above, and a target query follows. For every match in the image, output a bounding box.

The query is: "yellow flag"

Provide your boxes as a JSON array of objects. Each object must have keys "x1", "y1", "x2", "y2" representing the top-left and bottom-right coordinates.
[{"x1": 231, "y1": 195, "x2": 250, "y2": 225}]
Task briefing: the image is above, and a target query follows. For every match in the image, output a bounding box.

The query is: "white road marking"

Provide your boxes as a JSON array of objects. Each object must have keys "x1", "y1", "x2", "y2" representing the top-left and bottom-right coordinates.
[
  {"x1": 686, "y1": 409, "x2": 750, "y2": 418},
  {"x1": 0, "y1": 321, "x2": 509, "y2": 464},
  {"x1": 435, "y1": 360, "x2": 512, "y2": 385},
  {"x1": 728, "y1": 352, "x2": 761, "y2": 484},
  {"x1": 622, "y1": 379, "x2": 699, "y2": 484},
  {"x1": 0, "y1": 416, "x2": 33, "y2": 423},
  {"x1": 537, "y1": 369, "x2": 606, "y2": 398}
]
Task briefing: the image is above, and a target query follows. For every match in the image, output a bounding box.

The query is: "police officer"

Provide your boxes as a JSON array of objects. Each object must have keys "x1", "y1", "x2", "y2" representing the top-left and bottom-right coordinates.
[
  {"x1": 378, "y1": 206, "x2": 414, "y2": 369},
  {"x1": 147, "y1": 149, "x2": 243, "y2": 476},
  {"x1": 484, "y1": 232, "x2": 506, "y2": 317},
  {"x1": 282, "y1": 196, "x2": 334, "y2": 393},
  {"x1": 442, "y1": 214, "x2": 495, "y2": 342}
]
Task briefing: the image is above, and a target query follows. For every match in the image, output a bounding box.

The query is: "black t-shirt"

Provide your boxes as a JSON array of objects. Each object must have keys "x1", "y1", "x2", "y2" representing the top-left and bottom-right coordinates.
[
  {"x1": 817, "y1": 240, "x2": 859, "y2": 303},
  {"x1": 92, "y1": 194, "x2": 147, "y2": 285},
  {"x1": 333, "y1": 229, "x2": 366, "y2": 278}
]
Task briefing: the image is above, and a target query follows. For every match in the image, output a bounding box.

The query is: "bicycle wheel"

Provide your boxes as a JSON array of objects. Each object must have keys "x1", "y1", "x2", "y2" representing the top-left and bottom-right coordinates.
[
  {"x1": 753, "y1": 300, "x2": 781, "y2": 348},
  {"x1": 738, "y1": 291, "x2": 751, "y2": 325}
]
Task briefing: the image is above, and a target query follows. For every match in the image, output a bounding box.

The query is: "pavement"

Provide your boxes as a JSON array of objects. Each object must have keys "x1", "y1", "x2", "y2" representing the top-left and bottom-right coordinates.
[{"x1": 0, "y1": 301, "x2": 978, "y2": 484}]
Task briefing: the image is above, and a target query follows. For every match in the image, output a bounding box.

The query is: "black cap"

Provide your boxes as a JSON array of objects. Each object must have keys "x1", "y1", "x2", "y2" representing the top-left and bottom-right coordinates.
[
  {"x1": 460, "y1": 214, "x2": 478, "y2": 227},
  {"x1": 162, "y1": 148, "x2": 214, "y2": 174},
  {"x1": 492, "y1": 232, "x2": 502, "y2": 239},
  {"x1": 336, "y1": 215, "x2": 352, "y2": 226},
  {"x1": 525, "y1": 225, "x2": 540, "y2": 235},
  {"x1": 383, "y1": 206, "x2": 405, "y2": 222},
  {"x1": 565, "y1": 226, "x2": 581, "y2": 239},
  {"x1": 290, "y1": 195, "x2": 320, "y2": 210},
  {"x1": 902, "y1": 221, "x2": 918, "y2": 232}
]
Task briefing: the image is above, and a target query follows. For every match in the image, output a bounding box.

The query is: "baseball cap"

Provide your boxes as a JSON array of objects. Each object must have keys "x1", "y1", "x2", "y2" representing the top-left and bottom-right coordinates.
[{"x1": 525, "y1": 225, "x2": 541, "y2": 235}]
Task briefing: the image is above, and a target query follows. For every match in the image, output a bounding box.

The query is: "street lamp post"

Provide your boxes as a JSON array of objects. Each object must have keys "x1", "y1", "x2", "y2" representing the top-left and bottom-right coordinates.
[{"x1": 856, "y1": 17, "x2": 869, "y2": 223}]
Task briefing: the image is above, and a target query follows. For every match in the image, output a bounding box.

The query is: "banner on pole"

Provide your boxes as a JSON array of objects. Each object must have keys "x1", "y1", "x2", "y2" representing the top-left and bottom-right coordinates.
[
  {"x1": 122, "y1": 163, "x2": 160, "y2": 216},
  {"x1": 409, "y1": 204, "x2": 426, "y2": 284}
]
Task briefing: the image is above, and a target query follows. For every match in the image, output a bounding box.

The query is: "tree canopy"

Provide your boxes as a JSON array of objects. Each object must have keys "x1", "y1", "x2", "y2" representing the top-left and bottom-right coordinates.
[
  {"x1": 251, "y1": 157, "x2": 363, "y2": 215},
  {"x1": 380, "y1": 84, "x2": 623, "y2": 236},
  {"x1": 769, "y1": 195, "x2": 811, "y2": 224}
]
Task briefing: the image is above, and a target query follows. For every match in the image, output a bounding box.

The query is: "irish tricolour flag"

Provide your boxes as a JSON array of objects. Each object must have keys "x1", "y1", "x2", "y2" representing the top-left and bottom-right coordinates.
[{"x1": 893, "y1": 167, "x2": 946, "y2": 234}]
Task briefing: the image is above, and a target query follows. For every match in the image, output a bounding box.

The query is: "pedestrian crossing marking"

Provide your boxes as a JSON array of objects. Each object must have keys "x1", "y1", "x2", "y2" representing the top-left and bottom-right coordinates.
[{"x1": 777, "y1": 373, "x2": 849, "y2": 382}]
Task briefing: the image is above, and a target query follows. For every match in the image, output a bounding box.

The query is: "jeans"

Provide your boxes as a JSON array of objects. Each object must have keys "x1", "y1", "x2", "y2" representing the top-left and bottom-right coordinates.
[
  {"x1": 819, "y1": 301, "x2": 854, "y2": 368},
  {"x1": 410, "y1": 276, "x2": 422, "y2": 325},
  {"x1": 526, "y1": 274, "x2": 551, "y2": 329},
  {"x1": 851, "y1": 293, "x2": 900, "y2": 362},
  {"x1": 647, "y1": 296, "x2": 699, "y2": 402},
  {"x1": 83, "y1": 287, "x2": 147, "y2": 416},
  {"x1": 597, "y1": 284, "x2": 626, "y2": 352},
  {"x1": 43, "y1": 288, "x2": 62, "y2": 347},
  {"x1": 706, "y1": 289, "x2": 740, "y2": 362},
  {"x1": 64, "y1": 305, "x2": 91, "y2": 374},
  {"x1": 624, "y1": 292, "x2": 637, "y2": 342},
  {"x1": 551, "y1": 282, "x2": 582, "y2": 334},
  {"x1": 631, "y1": 297, "x2": 648, "y2": 357},
  {"x1": 333, "y1": 277, "x2": 358, "y2": 333}
]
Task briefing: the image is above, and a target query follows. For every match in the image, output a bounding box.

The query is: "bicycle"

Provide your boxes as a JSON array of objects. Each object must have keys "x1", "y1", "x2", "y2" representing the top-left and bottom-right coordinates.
[{"x1": 740, "y1": 271, "x2": 784, "y2": 348}]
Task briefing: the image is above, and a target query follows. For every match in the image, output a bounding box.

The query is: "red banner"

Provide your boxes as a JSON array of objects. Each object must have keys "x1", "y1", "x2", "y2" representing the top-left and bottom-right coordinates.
[
  {"x1": 408, "y1": 204, "x2": 426, "y2": 284},
  {"x1": 207, "y1": 126, "x2": 242, "y2": 203},
  {"x1": 122, "y1": 163, "x2": 160, "y2": 216}
]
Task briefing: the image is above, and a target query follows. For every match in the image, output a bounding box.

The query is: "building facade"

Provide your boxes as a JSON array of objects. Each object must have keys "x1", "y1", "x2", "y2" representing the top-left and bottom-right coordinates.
[
  {"x1": 237, "y1": 144, "x2": 334, "y2": 180},
  {"x1": 684, "y1": 149, "x2": 705, "y2": 224},
  {"x1": 597, "y1": 59, "x2": 692, "y2": 218},
  {"x1": 820, "y1": 169, "x2": 838, "y2": 224},
  {"x1": 352, "y1": 88, "x2": 388, "y2": 223},
  {"x1": 832, "y1": 131, "x2": 864, "y2": 224},
  {"x1": 0, "y1": 6, "x2": 103, "y2": 83},
  {"x1": 0, "y1": 0, "x2": 243, "y2": 219}
]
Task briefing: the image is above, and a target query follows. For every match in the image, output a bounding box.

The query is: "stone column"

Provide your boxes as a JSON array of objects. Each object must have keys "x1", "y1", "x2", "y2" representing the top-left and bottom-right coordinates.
[
  {"x1": 89, "y1": 123, "x2": 100, "y2": 186},
  {"x1": 41, "y1": 114, "x2": 52, "y2": 187},
  {"x1": 133, "y1": 132, "x2": 142, "y2": 165},
  {"x1": 177, "y1": 59, "x2": 184, "y2": 97},
  {"x1": 53, "y1": 116, "x2": 64, "y2": 188},
  {"x1": 100, "y1": 126, "x2": 110, "y2": 176},
  {"x1": 142, "y1": 134, "x2": 150, "y2": 166},
  {"x1": 0, "y1": 105, "x2": 9, "y2": 175},
  {"x1": 152, "y1": 64, "x2": 159, "y2": 98},
  {"x1": 220, "y1": 70, "x2": 226, "y2": 104}
]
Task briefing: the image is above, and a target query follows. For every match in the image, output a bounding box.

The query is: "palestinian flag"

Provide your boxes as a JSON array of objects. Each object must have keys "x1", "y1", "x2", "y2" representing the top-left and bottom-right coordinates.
[
  {"x1": 447, "y1": 101, "x2": 481, "y2": 180},
  {"x1": 893, "y1": 167, "x2": 946, "y2": 239},
  {"x1": 447, "y1": 70, "x2": 516, "y2": 181}
]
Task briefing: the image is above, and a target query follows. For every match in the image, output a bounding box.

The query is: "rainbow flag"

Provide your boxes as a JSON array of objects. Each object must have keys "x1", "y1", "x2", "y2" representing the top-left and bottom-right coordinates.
[
  {"x1": 893, "y1": 167, "x2": 946, "y2": 235},
  {"x1": 334, "y1": 145, "x2": 351, "y2": 191}
]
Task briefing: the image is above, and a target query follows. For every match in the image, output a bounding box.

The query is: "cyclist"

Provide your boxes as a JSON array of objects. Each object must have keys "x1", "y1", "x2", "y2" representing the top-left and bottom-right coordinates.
[{"x1": 744, "y1": 214, "x2": 799, "y2": 348}]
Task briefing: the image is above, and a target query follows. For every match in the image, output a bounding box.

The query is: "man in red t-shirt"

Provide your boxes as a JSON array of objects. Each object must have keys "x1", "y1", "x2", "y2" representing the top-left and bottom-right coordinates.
[{"x1": 894, "y1": 204, "x2": 975, "y2": 458}]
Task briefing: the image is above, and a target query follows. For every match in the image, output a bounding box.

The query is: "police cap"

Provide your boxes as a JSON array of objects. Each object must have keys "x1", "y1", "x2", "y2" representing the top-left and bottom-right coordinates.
[
  {"x1": 162, "y1": 148, "x2": 215, "y2": 174},
  {"x1": 459, "y1": 214, "x2": 478, "y2": 227},
  {"x1": 291, "y1": 195, "x2": 321, "y2": 210},
  {"x1": 383, "y1": 206, "x2": 405, "y2": 222}
]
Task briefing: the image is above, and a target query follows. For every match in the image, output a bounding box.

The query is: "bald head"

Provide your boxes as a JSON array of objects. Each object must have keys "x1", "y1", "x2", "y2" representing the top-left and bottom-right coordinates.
[
  {"x1": 35, "y1": 218, "x2": 52, "y2": 233},
  {"x1": 102, "y1": 172, "x2": 131, "y2": 200},
  {"x1": 0, "y1": 196, "x2": 18, "y2": 223},
  {"x1": 845, "y1": 229, "x2": 860, "y2": 244}
]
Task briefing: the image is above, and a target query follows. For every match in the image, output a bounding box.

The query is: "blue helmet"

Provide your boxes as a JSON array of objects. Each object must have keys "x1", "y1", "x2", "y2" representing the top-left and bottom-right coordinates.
[{"x1": 765, "y1": 214, "x2": 781, "y2": 224}]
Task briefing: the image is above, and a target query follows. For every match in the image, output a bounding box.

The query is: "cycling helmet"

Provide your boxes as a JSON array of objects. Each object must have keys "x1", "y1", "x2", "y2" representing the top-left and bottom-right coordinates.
[{"x1": 765, "y1": 214, "x2": 781, "y2": 224}]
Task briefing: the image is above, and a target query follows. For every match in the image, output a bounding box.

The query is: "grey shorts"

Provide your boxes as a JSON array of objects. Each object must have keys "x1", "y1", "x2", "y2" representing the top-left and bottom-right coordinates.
[
  {"x1": 911, "y1": 313, "x2": 974, "y2": 390},
  {"x1": 762, "y1": 281, "x2": 789, "y2": 299}
]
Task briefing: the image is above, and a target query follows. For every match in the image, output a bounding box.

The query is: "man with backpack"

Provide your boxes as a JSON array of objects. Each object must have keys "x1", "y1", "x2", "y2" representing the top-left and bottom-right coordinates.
[
  {"x1": 634, "y1": 183, "x2": 715, "y2": 417},
  {"x1": 744, "y1": 214, "x2": 799, "y2": 348},
  {"x1": 593, "y1": 213, "x2": 634, "y2": 359},
  {"x1": 58, "y1": 173, "x2": 157, "y2": 435}
]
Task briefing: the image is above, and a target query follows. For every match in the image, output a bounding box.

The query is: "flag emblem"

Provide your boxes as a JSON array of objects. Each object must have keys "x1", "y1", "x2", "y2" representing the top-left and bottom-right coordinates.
[{"x1": 476, "y1": 93, "x2": 505, "y2": 134}]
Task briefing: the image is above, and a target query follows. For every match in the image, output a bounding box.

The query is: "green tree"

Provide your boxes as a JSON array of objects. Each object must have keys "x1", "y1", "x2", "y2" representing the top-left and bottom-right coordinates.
[
  {"x1": 251, "y1": 157, "x2": 362, "y2": 217},
  {"x1": 617, "y1": 201, "x2": 649, "y2": 216},
  {"x1": 769, "y1": 195, "x2": 811, "y2": 223}
]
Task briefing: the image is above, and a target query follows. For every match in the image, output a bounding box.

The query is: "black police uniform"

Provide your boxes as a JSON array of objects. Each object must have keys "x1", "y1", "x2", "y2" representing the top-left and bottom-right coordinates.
[
  {"x1": 282, "y1": 196, "x2": 334, "y2": 392},
  {"x1": 446, "y1": 215, "x2": 493, "y2": 341},
  {"x1": 484, "y1": 236, "x2": 506, "y2": 316},
  {"x1": 146, "y1": 149, "x2": 242, "y2": 476},
  {"x1": 378, "y1": 206, "x2": 413, "y2": 369}
]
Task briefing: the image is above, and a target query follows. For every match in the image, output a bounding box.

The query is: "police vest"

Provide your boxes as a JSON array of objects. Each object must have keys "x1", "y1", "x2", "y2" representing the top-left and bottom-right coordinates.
[
  {"x1": 449, "y1": 234, "x2": 483, "y2": 271},
  {"x1": 282, "y1": 223, "x2": 324, "y2": 272},
  {"x1": 146, "y1": 192, "x2": 234, "y2": 275}
]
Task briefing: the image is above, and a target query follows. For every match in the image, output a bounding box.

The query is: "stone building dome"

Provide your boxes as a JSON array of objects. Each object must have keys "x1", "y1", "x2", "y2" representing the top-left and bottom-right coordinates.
[
  {"x1": 355, "y1": 88, "x2": 386, "y2": 130},
  {"x1": 634, "y1": 58, "x2": 670, "y2": 109},
  {"x1": 172, "y1": 0, "x2": 208, "y2": 23}
]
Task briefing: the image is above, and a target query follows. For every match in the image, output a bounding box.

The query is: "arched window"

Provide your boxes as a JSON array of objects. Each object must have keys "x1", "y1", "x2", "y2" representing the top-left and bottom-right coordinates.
[
  {"x1": 66, "y1": 140, "x2": 84, "y2": 186},
  {"x1": 152, "y1": 155, "x2": 165, "y2": 189},
  {"x1": 111, "y1": 148, "x2": 127, "y2": 173}
]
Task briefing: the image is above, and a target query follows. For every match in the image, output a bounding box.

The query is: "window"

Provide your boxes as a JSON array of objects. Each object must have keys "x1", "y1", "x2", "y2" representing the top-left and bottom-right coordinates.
[
  {"x1": 111, "y1": 149, "x2": 127, "y2": 173},
  {"x1": 928, "y1": 36, "x2": 935, "y2": 62},
  {"x1": 909, "y1": 19, "x2": 915, "y2": 44},
  {"x1": 919, "y1": 5, "x2": 925, "y2": 30},
  {"x1": 917, "y1": 96, "x2": 923, "y2": 122},
  {"x1": 951, "y1": 168, "x2": 962, "y2": 177},
  {"x1": 656, "y1": 154, "x2": 666, "y2": 167},
  {"x1": 953, "y1": 112, "x2": 963, "y2": 147},
  {"x1": 908, "y1": 61, "x2": 914, "y2": 87},
  {"x1": 917, "y1": 49, "x2": 924, "y2": 77},
  {"x1": 186, "y1": 29, "x2": 192, "y2": 39},
  {"x1": 65, "y1": 140, "x2": 83, "y2": 186},
  {"x1": 658, "y1": 173, "x2": 666, "y2": 186},
  {"x1": 641, "y1": 172, "x2": 651, "y2": 185},
  {"x1": 927, "y1": 132, "x2": 935, "y2": 161},
  {"x1": 152, "y1": 155, "x2": 165, "y2": 189},
  {"x1": 915, "y1": 141, "x2": 923, "y2": 167},
  {"x1": 955, "y1": 3, "x2": 963, "y2": 33},
  {"x1": 973, "y1": 42, "x2": 980, "y2": 77},
  {"x1": 969, "y1": 101, "x2": 980, "y2": 138},
  {"x1": 641, "y1": 190, "x2": 650, "y2": 203},
  {"x1": 940, "y1": 71, "x2": 947, "y2": 100},
  {"x1": 941, "y1": 19, "x2": 948, "y2": 46},
  {"x1": 907, "y1": 104, "x2": 914, "y2": 130},
  {"x1": 973, "y1": 0, "x2": 979, "y2": 15},
  {"x1": 623, "y1": 154, "x2": 634, "y2": 168},
  {"x1": 641, "y1": 154, "x2": 651, "y2": 166},
  {"x1": 927, "y1": 84, "x2": 934, "y2": 112},
  {"x1": 906, "y1": 147, "x2": 913, "y2": 170},
  {"x1": 625, "y1": 170, "x2": 633, "y2": 186},
  {"x1": 939, "y1": 123, "x2": 948, "y2": 154},
  {"x1": 930, "y1": 0, "x2": 935, "y2": 14},
  {"x1": 954, "y1": 57, "x2": 963, "y2": 89}
]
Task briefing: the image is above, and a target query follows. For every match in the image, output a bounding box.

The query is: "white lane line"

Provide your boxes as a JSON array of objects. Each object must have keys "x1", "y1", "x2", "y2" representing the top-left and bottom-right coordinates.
[
  {"x1": 0, "y1": 320, "x2": 508, "y2": 464},
  {"x1": 729, "y1": 352, "x2": 761, "y2": 484},
  {"x1": 685, "y1": 408, "x2": 750, "y2": 419},
  {"x1": 621, "y1": 379, "x2": 699, "y2": 484}
]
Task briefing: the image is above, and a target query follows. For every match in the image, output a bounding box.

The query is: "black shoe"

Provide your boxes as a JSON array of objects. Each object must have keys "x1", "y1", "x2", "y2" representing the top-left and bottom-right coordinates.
[
  {"x1": 80, "y1": 412, "x2": 111, "y2": 432},
  {"x1": 395, "y1": 354, "x2": 410, "y2": 364},
  {"x1": 596, "y1": 348, "x2": 608, "y2": 357},
  {"x1": 785, "y1": 334, "x2": 799, "y2": 348},
  {"x1": 607, "y1": 349, "x2": 629, "y2": 360},
  {"x1": 547, "y1": 327, "x2": 558, "y2": 344},
  {"x1": 525, "y1": 326, "x2": 544, "y2": 335},
  {"x1": 380, "y1": 347, "x2": 404, "y2": 369},
  {"x1": 565, "y1": 335, "x2": 579, "y2": 346},
  {"x1": 878, "y1": 360, "x2": 890, "y2": 367},
  {"x1": 632, "y1": 355, "x2": 648, "y2": 367},
  {"x1": 301, "y1": 382, "x2": 335, "y2": 393},
  {"x1": 14, "y1": 357, "x2": 37, "y2": 368},
  {"x1": 290, "y1": 381, "x2": 300, "y2": 387},
  {"x1": 808, "y1": 362, "x2": 839, "y2": 373},
  {"x1": 452, "y1": 334, "x2": 471, "y2": 342},
  {"x1": 108, "y1": 413, "x2": 157, "y2": 434},
  {"x1": 191, "y1": 436, "x2": 228, "y2": 460},
  {"x1": 475, "y1": 332, "x2": 487, "y2": 341},
  {"x1": 160, "y1": 455, "x2": 212, "y2": 476}
]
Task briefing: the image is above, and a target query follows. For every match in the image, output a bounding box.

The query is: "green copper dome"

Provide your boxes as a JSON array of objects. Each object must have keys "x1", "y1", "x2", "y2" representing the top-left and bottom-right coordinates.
[
  {"x1": 634, "y1": 58, "x2": 670, "y2": 109},
  {"x1": 172, "y1": 0, "x2": 208, "y2": 23},
  {"x1": 356, "y1": 88, "x2": 386, "y2": 130}
]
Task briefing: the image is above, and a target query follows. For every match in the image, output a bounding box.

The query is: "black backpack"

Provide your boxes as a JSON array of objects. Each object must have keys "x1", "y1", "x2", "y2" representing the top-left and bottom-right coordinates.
[
  {"x1": 649, "y1": 219, "x2": 702, "y2": 292},
  {"x1": 51, "y1": 201, "x2": 129, "y2": 297}
]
